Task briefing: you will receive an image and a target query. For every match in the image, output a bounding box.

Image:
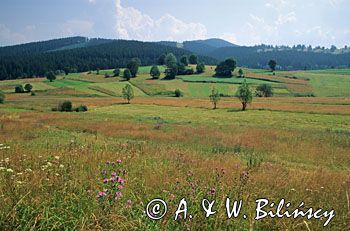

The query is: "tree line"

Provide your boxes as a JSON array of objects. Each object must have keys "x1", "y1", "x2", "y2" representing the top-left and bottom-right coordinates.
[{"x1": 0, "y1": 40, "x2": 217, "y2": 81}]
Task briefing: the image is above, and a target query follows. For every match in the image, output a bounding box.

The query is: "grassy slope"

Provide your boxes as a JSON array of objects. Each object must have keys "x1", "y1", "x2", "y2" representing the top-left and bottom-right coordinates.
[{"x1": 2, "y1": 65, "x2": 350, "y2": 98}]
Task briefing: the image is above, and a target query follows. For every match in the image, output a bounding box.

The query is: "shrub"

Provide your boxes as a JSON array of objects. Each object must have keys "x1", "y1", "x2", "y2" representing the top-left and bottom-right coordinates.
[
  {"x1": 196, "y1": 63, "x2": 205, "y2": 74},
  {"x1": 256, "y1": 84, "x2": 273, "y2": 97},
  {"x1": 46, "y1": 71, "x2": 56, "y2": 82},
  {"x1": 186, "y1": 68, "x2": 194, "y2": 75},
  {"x1": 24, "y1": 83, "x2": 33, "y2": 92},
  {"x1": 215, "y1": 58, "x2": 236, "y2": 77},
  {"x1": 174, "y1": 89, "x2": 183, "y2": 97},
  {"x1": 104, "y1": 73, "x2": 110, "y2": 78},
  {"x1": 57, "y1": 101, "x2": 73, "y2": 112},
  {"x1": 238, "y1": 69, "x2": 244, "y2": 78},
  {"x1": 113, "y1": 68, "x2": 120, "y2": 77},
  {"x1": 123, "y1": 69, "x2": 132, "y2": 81},
  {"x1": 75, "y1": 105, "x2": 88, "y2": 112},
  {"x1": 0, "y1": 90, "x2": 5, "y2": 104},
  {"x1": 30, "y1": 91, "x2": 36, "y2": 96},
  {"x1": 15, "y1": 85, "x2": 25, "y2": 93},
  {"x1": 150, "y1": 65, "x2": 161, "y2": 79}
]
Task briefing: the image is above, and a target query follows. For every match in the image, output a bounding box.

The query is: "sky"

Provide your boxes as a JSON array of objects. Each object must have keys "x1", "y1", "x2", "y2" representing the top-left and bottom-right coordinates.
[{"x1": 0, "y1": 0, "x2": 349, "y2": 47}]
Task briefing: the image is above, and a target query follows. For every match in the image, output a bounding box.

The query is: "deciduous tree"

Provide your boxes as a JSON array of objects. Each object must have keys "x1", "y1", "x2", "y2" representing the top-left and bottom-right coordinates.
[
  {"x1": 150, "y1": 65, "x2": 160, "y2": 79},
  {"x1": 122, "y1": 84, "x2": 134, "y2": 104},
  {"x1": 209, "y1": 87, "x2": 221, "y2": 109},
  {"x1": 236, "y1": 80, "x2": 253, "y2": 111},
  {"x1": 127, "y1": 58, "x2": 141, "y2": 77},
  {"x1": 123, "y1": 69, "x2": 132, "y2": 81}
]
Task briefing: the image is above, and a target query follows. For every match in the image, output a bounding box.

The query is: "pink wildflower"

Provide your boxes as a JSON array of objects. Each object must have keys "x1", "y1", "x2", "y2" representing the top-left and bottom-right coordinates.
[
  {"x1": 115, "y1": 191, "x2": 123, "y2": 199},
  {"x1": 117, "y1": 177, "x2": 124, "y2": 184}
]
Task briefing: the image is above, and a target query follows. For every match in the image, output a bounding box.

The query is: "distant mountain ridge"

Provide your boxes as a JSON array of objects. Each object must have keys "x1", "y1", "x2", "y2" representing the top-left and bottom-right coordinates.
[
  {"x1": 191, "y1": 38, "x2": 238, "y2": 48},
  {"x1": 158, "y1": 38, "x2": 238, "y2": 56}
]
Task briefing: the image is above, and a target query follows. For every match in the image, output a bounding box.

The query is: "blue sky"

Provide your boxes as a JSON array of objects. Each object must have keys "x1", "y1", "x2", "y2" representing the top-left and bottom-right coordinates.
[{"x1": 0, "y1": 0, "x2": 349, "y2": 47}]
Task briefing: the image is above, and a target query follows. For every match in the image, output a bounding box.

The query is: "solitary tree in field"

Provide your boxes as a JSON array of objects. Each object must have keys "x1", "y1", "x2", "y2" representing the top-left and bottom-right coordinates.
[
  {"x1": 268, "y1": 60, "x2": 277, "y2": 72},
  {"x1": 236, "y1": 80, "x2": 253, "y2": 111},
  {"x1": 164, "y1": 53, "x2": 178, "y2": 79},
  {"x1": 180, "y1": 56, "x2": 189, "y2": 66},
  {"x1": 238, "y1": 69, "x2": 244, "y2": 78},
  {"x1": 127, "y1": 58, "x2": 141, "y2": 77},
  {"x1": 189, "y1": 54, "x2": 198, "y2": 64},
  {"x1": 209, "y1": 87, "x2": 221, "y2": 109},
  {"x1": 256, "y1": 84, "x2": 273, "y2": 97},
  {"x1": 123, "y1": 69, "x2": 132, "y2": 81},
  {"x1": 122, "y1": 84, "x2": 134, "y2": 104},
  {"x1": 113, "y1": 68, "x2": 120, "y2": 77},
  {"x1": 196, "y1": 63, "x2": 205, "y2": 74},
  {"x1": 150, "y1": 65, "x2": 161, "y2": 79},
  {"x1": 24, "y1": 83, "x2": 33, "y2": 92},
  {"x1": 0, "y1": 90, "x2": 5, "y2": 104},
  {"x1": 46, "y1": 71, "x2": 56, "y2": 82}
]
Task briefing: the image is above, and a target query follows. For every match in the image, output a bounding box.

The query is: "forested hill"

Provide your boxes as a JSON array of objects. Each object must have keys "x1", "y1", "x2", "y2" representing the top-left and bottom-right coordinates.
[
  {"x1": 209, "y1": 45, "x2": 350, "y2": 70},
  {"x1": 159, "y1": 39, "x2": 350, "y2": 70},
  {"x1": 0, "y1": 38, "x2": 217, "y2": 80},
  {"x1": 1, "y1": 36, "x2": 350, "y2": 80},
  {"x1": 0, "y1": 37, "x2": 86, "y2": 56}
]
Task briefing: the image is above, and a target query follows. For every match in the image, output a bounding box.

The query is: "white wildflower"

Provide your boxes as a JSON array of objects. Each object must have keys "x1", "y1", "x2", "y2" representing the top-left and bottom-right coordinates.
[
  {"x1": 6, "y1": 168, "x2": 14, "y2": 173},
  {"x1": 59, "y1": 164, "x2": 64, "y2": 168},
  {"x1": 16, "y1": 172, "x2": 23, "y2": 176},
  {"x1": 47, "y1": 162, "x2": 52, "y2": 167},
  {"x1": 0, "y1": 167, "x2": 5, "y2": 171},
  {"x1": 25, "y1": 168, "x2": 32, "y2": 173},
  {"x1": 5, "y1": 158, "x2": 9, "y2": 163},
  {"x1": 54, "y1": 156, "x2": 60, "y2": 160}
]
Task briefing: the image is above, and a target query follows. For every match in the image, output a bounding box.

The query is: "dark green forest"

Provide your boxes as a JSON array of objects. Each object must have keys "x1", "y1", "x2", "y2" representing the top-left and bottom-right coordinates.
[
  {"x1": 0, "y1": 36, "x2": 349, "y2": 80},
  {"x1": 0, "y1": 38, "x2": 216, "y2": 80}
]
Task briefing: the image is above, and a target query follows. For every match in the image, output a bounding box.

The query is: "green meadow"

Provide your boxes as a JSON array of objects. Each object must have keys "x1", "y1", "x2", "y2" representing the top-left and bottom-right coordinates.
[{"x1": 1, "y1": 65, "x2": 350, "y2": 230}]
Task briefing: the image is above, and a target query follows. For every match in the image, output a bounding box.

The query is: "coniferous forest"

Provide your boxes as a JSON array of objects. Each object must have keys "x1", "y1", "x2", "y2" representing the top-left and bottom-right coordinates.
[{"x1": 0, "y1": 36, "x2": 350, "y2": 80}]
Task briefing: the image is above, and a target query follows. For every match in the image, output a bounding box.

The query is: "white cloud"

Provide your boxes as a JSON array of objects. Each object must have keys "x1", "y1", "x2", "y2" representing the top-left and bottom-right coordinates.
[
  {"x1": 329, "y1": 0, "x2": 343, "y2": 7},
  {"x1": 0, "y1": 24, "x2": 27, "y2": 46},
  {"x1": 115, "y1": 0, "x2": 207, "y2": 41},
  {"x1": 60, "y1": 19, "x2": 94, "y2": 37},
  {"x1": 276, "y1": 12, "x2": 297, "y2": 25},
  {"x1": 88, "y1": 0, "x2": 96, "y2": 4},
  {"x1": 220, "y1": 32, "x2": 238, "y2": 44}
]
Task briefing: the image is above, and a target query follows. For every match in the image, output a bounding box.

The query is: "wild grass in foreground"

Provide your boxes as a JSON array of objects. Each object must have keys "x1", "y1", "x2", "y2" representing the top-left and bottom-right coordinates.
[{"x1": 0, "y1": 102, "x2": 349, "y2": 230}]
